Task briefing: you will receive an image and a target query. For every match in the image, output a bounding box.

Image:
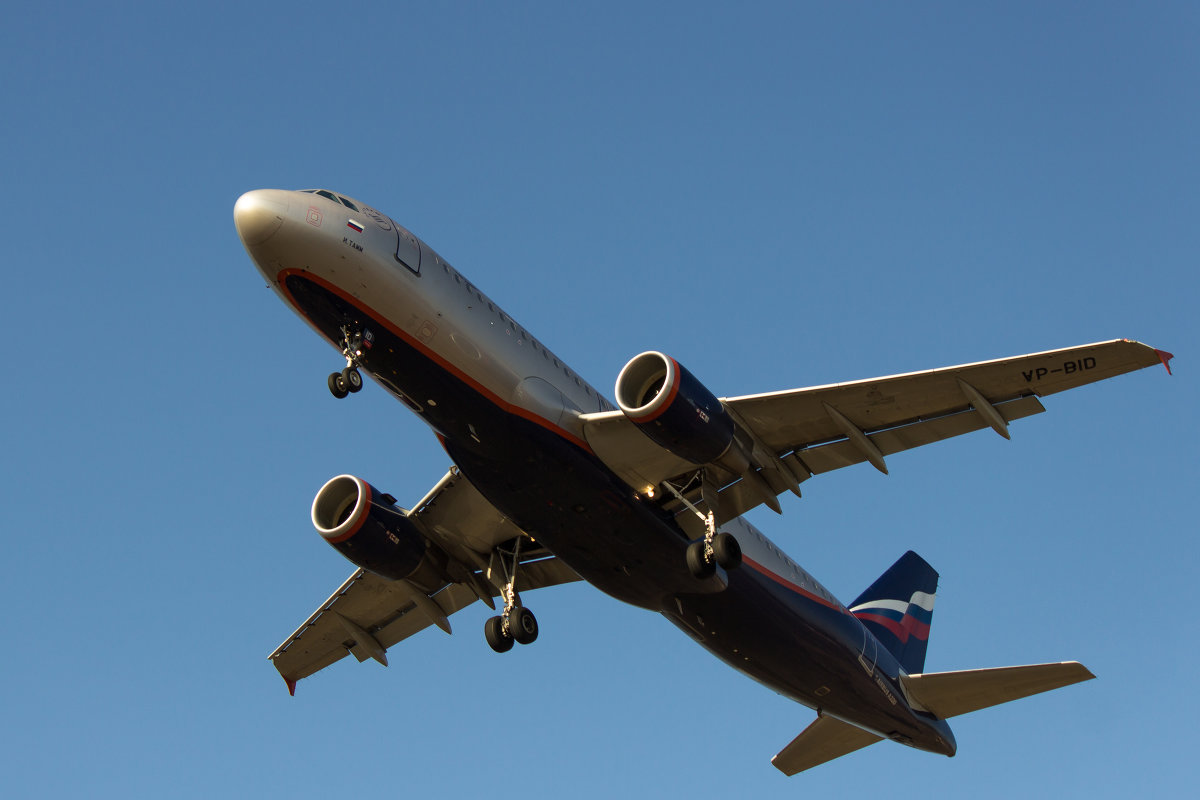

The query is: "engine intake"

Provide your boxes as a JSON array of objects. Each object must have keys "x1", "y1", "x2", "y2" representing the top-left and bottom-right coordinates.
[
  {"x1": 615, "y1": 351, "x2": 736, "y2": 466},
  {"x1": 312, "y1": 474, "x2": 444, "y2": 586}
]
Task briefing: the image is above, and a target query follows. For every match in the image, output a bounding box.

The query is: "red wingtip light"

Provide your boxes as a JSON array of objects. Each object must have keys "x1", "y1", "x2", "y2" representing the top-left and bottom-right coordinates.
[
  {"x1": 1155, "y1": 349, "x2": 1174, "y2": 375},
  {"x1": 285, "y1": 677, "x2": 297, "y2": 696}
]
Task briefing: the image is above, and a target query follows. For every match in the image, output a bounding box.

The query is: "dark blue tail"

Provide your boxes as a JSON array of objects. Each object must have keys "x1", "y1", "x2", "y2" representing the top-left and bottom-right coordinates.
[{"x1": 849, "y1": 551, "x2": 938, "y2": 674}]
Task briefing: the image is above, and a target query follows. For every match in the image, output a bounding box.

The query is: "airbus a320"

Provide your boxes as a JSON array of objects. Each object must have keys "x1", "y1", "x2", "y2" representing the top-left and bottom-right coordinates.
[{"x1": 235, "y1": 188, "x2": 1172, "y2": 774}]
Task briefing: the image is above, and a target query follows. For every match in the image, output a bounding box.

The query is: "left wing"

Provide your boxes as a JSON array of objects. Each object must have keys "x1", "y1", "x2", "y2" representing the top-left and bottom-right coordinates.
[
  {"x1": 584, "y1": 339, "x2": 1172, "y2": 524},
  {"x1": 269, "y1": 468, "x2": 580, "y2": 693}
]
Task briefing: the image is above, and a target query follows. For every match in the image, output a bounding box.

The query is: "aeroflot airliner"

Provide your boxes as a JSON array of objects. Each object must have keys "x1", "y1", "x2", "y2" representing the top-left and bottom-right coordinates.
[{"x1": 235, "y1": 188, "x2": 1172, "y2": 774}]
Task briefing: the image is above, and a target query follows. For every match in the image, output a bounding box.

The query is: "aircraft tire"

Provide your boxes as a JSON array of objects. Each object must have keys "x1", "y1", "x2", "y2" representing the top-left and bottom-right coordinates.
[
  {"x1": 510, "y1": 606, "x2": 539, "y2": 645},
  {"x1": 485, "y1": 616, "x2": 514, "y2": 652},
  {"x1": 686, "y1": 541, "x2": 715, "y2": 579},
  {"x1": 713, "y1": 532, "x2": 741, "y2": 569},
  {"x1": 328, "y1": 372, "x2": 349, "y2": 399},
  {"x1": 343, "y1": 367, "x2": 364, "y2": 393}
]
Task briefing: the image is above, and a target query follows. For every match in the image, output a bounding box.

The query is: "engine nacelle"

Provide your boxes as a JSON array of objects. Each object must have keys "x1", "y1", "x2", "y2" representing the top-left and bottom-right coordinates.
[
  {"x1": 311, "y1": 474, "x2": 444, "y2": 586},
  {"x1": 615, "y1": 351, "x2": 737, "y2": 466}
]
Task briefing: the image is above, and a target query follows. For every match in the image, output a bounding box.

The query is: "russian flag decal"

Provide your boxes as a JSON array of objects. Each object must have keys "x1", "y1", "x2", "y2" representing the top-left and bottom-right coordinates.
[{"x1": 347, "y1": 220, "x2": 364, "y2": 233}]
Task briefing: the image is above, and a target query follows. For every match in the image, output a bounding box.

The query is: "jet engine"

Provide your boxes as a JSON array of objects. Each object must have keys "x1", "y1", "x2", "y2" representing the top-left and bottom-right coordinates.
[
  {"x1": 311, "y1": 474, "x2": 445, "y2": 587},
  {"x1": 615, "y1": 351, "x2": 740, "y2": 467}
]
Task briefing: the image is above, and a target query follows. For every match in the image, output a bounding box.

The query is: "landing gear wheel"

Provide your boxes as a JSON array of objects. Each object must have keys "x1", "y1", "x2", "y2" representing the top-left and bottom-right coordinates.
[
  {"x1": 686, "y1": 540, "x2": 716, "y2": 579},
  {"x1": 485, "y1": 615, "x2": 514, "y2": 652},
  {"x1": 509, "y1": 606, "x2": 539, "y2": 645},
  {"x1": 713, "y1": 532, "x2": 742, "y2": 570},
  {"x1": 327, "y1": 372, "x2": 349, "y2": 399},
  {"x1": 342, "y1": 366, "x2": 363, "y2": 393}
]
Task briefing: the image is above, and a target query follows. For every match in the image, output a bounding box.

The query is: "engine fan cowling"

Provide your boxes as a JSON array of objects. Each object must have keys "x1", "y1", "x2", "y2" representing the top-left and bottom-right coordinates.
[
  {"x1": 615, "y1": 351, "x2": 736, "y2": 466},
  {"x1": 311, "y1": 474, "x2": 441, "y2": 584}
]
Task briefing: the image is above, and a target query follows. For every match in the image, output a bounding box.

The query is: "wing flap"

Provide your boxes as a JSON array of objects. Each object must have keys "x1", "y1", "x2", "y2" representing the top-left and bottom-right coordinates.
[
  {"x1": 793, "y1": 394, "x2": 1045, "y2": 477},
  {"x1": 771, "y1": 715, "x2": 883, "y2": 776},
  {"x1": 900, "y1": 661, "x2": 1096, "y2": 719}
]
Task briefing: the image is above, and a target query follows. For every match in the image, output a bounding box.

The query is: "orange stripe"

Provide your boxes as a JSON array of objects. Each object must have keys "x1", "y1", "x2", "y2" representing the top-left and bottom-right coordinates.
[
  {"x1": 743, "y1": 556, "x2": 849, "y2": 614},
  {"x1": 276, "y1": 268, "x2": 596, "y2": 454}
]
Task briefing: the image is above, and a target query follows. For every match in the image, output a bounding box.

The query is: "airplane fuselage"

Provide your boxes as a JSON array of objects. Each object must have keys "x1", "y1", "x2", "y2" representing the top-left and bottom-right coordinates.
[{"x1": 236, "y1": 188, "x2": 956, "y2": 756}]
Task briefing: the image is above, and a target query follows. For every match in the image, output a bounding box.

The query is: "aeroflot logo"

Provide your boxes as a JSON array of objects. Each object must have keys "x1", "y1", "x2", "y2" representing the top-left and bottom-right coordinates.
[{"x1": 849, "y1": 591, "x2": 934, "y2": 644}]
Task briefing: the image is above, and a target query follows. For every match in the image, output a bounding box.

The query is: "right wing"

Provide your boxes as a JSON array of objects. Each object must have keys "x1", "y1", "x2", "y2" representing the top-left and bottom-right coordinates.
[
  {"x1": 269, "y1": 467, "x2": 580, "y2": 693},
  {"x1": 900, "y1": 661, "x2": 1096, "y2": 719},
  {"x1": 584, "y1": 339, "x2": 1172, "y2": 526}
]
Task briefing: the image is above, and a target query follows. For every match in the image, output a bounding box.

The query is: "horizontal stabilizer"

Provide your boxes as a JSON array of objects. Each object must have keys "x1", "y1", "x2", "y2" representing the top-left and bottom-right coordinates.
[
  {"x1": 900, "y1": 661, "x2": 1095, "y2": 719},
  {"x1": 771, "y1": 715, "x2": 882, "y2": 776}
]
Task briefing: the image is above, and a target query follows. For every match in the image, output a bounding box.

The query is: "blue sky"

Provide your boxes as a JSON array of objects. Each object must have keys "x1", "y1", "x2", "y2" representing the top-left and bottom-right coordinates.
[{"x1": 2, "y1": 2, "x2": 1196, "y2": 796}]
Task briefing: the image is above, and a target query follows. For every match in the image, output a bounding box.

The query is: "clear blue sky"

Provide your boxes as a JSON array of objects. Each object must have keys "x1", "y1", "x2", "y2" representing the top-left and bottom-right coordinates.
[{"x1": 3, "y1": 2, "x2": 1195, "y2": 796}]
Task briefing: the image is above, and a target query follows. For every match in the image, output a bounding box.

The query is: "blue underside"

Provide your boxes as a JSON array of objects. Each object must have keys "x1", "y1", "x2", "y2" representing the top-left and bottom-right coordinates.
[{"x1": 284, "y1": 273, "x2": 955, "y2": 753}]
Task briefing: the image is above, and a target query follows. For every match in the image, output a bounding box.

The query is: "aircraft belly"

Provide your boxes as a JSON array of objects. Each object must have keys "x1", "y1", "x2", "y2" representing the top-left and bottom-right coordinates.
[
  {"x1": 671, "y1": 567, "x2": 949, "y2": 750},
  {"x1": 282, "y1": 273, "x2": 699, "y2": 609},
  {"x1": 280, "y1": 272, "x2": 955, "y2": 751}
]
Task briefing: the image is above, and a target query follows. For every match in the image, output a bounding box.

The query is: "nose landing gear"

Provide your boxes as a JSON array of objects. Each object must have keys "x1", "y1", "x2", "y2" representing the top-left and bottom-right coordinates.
[
  {"x1": 327, "y1": 326, "x2": 372, "y2": 399},
  {"x1": 327, "y1": 367, "x2": 363, "y2": 398}
]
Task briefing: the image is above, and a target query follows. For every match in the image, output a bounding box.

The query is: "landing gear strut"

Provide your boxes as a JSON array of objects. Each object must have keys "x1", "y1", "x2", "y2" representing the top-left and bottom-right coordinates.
[
  {"x1": 484, "y1": 537, "x2": 539, "y2": 652},
  {"x1": 327, "y1": 326, "x2": 372, "y2": 398},
  {"x1": 662, "y1": 475, "x2": 742, "y2": 579}
]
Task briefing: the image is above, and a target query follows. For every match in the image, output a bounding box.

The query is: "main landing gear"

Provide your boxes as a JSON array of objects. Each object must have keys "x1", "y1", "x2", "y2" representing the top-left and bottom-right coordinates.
[
  {"x1": 327, "y1": 326, "x2": 373, "y2": 399},
  {"x1": 686, "y1": 528, "x2": 742, "y2": 579},
  {"x1": 662, "y1": 476, "x2": 743, "y2": 580},
  {"x1": 484, "y1": 537, "x2": 539, "y2": 653}
]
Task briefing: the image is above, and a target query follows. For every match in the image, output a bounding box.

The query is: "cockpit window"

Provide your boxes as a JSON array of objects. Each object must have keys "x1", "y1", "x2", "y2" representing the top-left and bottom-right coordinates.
[{"x1": 307, "y1": 189, "x2": 359, "y2": 211}]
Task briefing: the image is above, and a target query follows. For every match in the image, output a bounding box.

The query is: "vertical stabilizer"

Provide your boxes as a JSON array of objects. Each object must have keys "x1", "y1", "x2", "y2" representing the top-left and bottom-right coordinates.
[{"x1": 849, "y1": 551, "x2": 938, "y2": 674}]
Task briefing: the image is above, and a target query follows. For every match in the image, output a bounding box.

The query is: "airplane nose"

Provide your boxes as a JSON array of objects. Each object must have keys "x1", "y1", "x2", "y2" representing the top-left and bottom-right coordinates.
[{"x1": 234, "y1": 189, "x2": 290, "y2": 246}]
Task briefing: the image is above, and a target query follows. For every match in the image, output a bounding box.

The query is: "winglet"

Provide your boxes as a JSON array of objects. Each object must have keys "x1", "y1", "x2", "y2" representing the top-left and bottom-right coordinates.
[
  {"x1": 1155, "y1": 349, "x2": 1174, "y2": 375},
  {"x1": 284, "y1": 676, "x2": 297, "y2": 696}
]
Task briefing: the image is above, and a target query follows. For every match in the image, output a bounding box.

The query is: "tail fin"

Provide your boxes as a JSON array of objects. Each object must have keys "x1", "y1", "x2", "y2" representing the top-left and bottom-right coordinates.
[{"x1": 849, "y1": 551, "x2": 938, "y2": 674}]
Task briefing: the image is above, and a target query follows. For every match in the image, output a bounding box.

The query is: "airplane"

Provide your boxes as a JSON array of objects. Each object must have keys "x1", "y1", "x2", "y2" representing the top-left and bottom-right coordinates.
[{"x1": 234, "y1": 187, "x2": 1173, "y2": 774}]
